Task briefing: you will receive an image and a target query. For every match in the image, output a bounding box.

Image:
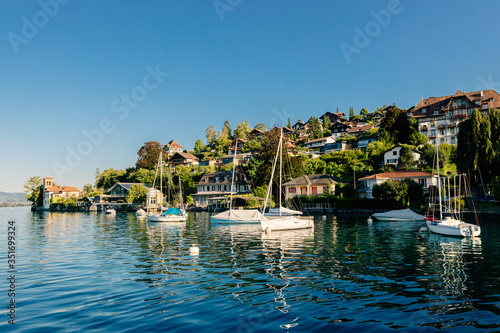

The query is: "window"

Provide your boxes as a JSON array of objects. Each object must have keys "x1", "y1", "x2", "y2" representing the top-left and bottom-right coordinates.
[
  {"x1": 434, "y1": 111, "x2": 439, "y2": 115},
  {"x1": 288, "y1": 187, "x2": 296, "y2": 194},
  {"x1": 419, "y1": 179, "x2": 426, "y2": 187},
  {"x1": 483, "y1": 104, "x2": 488, "y2": 109},
  {"x1": 393, "y1": 151, "x2": 398, "y2": 156},
  {"x1": 450, "y1": 128, "x2": 455, "y2": 134},
  {"x1": 440, "y1": 138, "x2": 444, "y2": 144},
  {"x1": 422, "y1": 108, "x2": 427, "y2": 113},
  {"x1": 431, "y1": 130, "x2": 436, "y2": 135},
  {"x1": 311, "y1": 187, "x2": 317, "y2": 195},
  {"x1": 431, "y1": 122, "x2": 435, "y2": 128},
  {"x1": 451, "y1": 137, "x2": 456, "y2": 144}
]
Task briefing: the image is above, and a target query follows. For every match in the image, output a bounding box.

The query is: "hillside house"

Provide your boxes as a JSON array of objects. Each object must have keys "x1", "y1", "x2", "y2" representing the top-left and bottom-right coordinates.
[
  {"x1": 42, "y1": 177, "x2": 80, "y2": 209},
  {"x1": 192, "y1": 170, "x2": 252, "y2": 205}
]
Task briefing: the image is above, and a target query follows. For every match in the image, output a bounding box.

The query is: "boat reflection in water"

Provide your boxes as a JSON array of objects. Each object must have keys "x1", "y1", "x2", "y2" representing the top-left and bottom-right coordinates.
[
  {"x1": 261, "y1": 228, "x2": 315, "y2": 330},
  {"x1": 424, "y1": 233, "x2": 483, "y2": 323}
]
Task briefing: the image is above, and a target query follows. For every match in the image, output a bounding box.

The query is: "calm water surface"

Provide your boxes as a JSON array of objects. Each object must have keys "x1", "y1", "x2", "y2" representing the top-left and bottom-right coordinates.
[{"x1": 1, "y1": 207, "x2": 499, "y2": 332}]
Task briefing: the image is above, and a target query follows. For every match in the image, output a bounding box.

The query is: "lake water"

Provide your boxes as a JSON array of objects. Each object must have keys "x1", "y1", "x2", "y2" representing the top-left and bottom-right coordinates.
[{"x1": 1, "y1": 207, "x2": 499, "y2": 332}]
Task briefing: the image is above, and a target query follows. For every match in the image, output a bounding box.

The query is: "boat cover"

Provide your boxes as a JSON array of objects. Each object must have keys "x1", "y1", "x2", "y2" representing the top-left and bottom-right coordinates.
[
  {"x1": 372, "y1": 208, "x2": 425, "y2": 221},
  {"x1": 211, "y1": 209, "x2": 262, "y2": 221},
  {"x1": 267, "y1": 207, "x2": 303, "y2": 215},
  {"x1": 163, "y1": 208, "x2": 181, "y2": 215}
]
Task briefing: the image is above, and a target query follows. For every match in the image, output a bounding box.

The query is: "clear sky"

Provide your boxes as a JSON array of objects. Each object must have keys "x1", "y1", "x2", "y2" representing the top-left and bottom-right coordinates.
[{"x1": 1, "y1": 0, "x2": 499, "y2": 193}]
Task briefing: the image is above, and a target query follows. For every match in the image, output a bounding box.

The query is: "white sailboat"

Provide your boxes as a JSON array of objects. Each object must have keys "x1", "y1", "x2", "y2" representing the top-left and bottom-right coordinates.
[
  {"x1": 372, "y1": 208, "x2": 425, "y2": 222},
  {"x1": 211, "y1": 138, "x2": 262, "y2": 224},
  {"x1": 425, "y1": 136, "x2": 480, "y2": 237},
  {"x1": 146, "y1": 152, "x2": 187, "y2": 222},
  {"x1": 260, "y1": 128, "x2": 314, "y2": 232}
]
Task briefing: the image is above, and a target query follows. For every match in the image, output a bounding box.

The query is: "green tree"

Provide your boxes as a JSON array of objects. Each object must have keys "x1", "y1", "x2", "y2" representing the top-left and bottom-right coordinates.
[
  {"x1": 206, "y1": 126, "x2": 219, "y2": 147},
  {"x1": 303, "y1": 158, "x2": 326, "y2": 175},
  {"x1": 254, "y1": 123, "x2": 267, "y2": 132},
  {"x1": 222, "y1": 120, "x2": 232, "y2": 137},
  {"x1": 129, "y1": 168, "x2": 156, "y2": 187},
  {"x1": 96, "y1": 168, "x2": 126, "y2": 189},
  {"x1": 366, "y1": 140, "x2": 390, "y2": 169},
  {"x1": 287, "y1": 118, "x2": 292, "y2": 129},
  {"x1": 360, "y1": 108, "x2": 369, "y2": 118},
  {"x1": 194, "y1": 139, "x2": 206, "y2": 153},
  {"x1": 23, "y1": 176, "x2": 43, "y2": 205},
  {"x1": 126, "y1": 185, "x2": 148, "y2": 204},
  {"x1": 234, "y1": 120, "x2": 251, "y2": 140},
  {"x1": 83, "y1": 184, "x2": 103, "y2": 197},
  {"x1": 307, "y1": 116, "x2": 322, "y2": 139},
  {"x1": 136, "y1": 141, "x2": 166, "y2": 170},
  {"x1": 349, "y1": 107, "x2": 355, "y2": 119},
  {"x1": 408, "y1": 132, "x2": 429, "y2": 146},
  {"x1": 380, "y1": 105, "x2": 415, "y2": 144},
  {"x1": 323, "y1": 115, "x2": 332, "y2": 136},
  {"x1": 398, "y1": 145, "x2": 414, "y2": 170}
]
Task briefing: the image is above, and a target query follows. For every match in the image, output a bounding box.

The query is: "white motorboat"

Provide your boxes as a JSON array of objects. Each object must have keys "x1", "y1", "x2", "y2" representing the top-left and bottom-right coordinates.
[
  {"x1": 259, "y1": 128, "x2": 314, "y2": 232},
  {"x1": 372, "y1": 208, "x2": 425, "y2": 222},
  {"x1": 104, "y1": 209, "x2": 116, "y2": 215},
  {"x1": 136, "y1": 208, "x2": 146, "y2": 217}
]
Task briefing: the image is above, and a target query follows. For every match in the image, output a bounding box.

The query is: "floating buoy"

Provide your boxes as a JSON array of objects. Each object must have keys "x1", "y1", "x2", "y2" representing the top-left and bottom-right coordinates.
[
  {"x1": 189, "y1": 244, "x2": 199, "y2": 255},
  {"x1": 367, "y1": 216, "x2": 373, "y2": 223},
  {"x1": 265, "y1": 227, "x2": 271, "y2": 234},
  {"x1": 322, "y1": 215, "x2": 327, "y2": 221},
  {"x1": 419, "y1": 227, "x2": 428, "y2": 232}
]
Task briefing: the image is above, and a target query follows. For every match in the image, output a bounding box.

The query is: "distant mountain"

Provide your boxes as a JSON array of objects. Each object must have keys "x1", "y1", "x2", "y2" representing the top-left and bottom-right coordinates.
[{"x1": 0, "y1": 192, "x2": 27, "y2": 203}]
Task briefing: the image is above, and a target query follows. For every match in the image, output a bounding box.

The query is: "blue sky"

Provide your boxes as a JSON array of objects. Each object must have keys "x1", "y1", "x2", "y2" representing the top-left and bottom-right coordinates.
[{"x1": 1, "y1": 0, "x2": 499, "y2": 193}]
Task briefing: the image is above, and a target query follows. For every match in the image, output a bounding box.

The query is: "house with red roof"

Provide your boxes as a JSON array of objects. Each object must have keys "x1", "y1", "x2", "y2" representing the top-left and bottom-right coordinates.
[
  {"x1": 357, "y1": 170, "x2": 438, "y2": 199},
  {"x1": 42, "y1": 177, "x2": 80, "y2": 209},
  {"x1": 164, "y1": 140, "x2": 184, "y2": 156}
]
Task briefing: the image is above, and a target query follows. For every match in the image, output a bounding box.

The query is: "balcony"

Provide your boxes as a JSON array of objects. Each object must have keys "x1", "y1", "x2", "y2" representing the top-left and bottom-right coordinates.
[
  {"x1": 438, "y1": 125, "x2": 445, "y2": 129},
  {"x1": 448, "y1": 123, "x2": 457, "y2": 128},
  {"x1": 420, "y1": 126, "x2": 428, "y2": 131},
  {"x1": 455, "y1": 113, "x2": 466, "y2": 118},
  {"x1": 429, "y1": 135, "x2": 436, "y2": 139}
]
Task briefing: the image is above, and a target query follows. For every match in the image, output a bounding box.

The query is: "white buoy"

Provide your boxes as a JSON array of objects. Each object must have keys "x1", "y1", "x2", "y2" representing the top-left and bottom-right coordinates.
[
  {"x1": 265, "y1": 227, "x2": 271, "y2": 234},
  {"x1": 189, "y1": 244, "x2": 199, "y2": 255},
  {"x1": 322, "y1": 215, "x2": 327, "y2": 221},
  {"x1": 419, "y1": 227, "x2": 428, "y2": 232},
  {"x1": 367, "y1": 216, "x2": 373, "y2": 223}
]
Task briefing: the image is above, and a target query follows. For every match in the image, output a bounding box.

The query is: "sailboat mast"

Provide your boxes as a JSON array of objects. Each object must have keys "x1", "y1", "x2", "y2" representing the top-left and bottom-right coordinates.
[
  {"x1": 436, "y1": 136, "x2": 442, "y2": 220},
  {"x1": 160, "y1": 151, "x2": 163, "y2": 205},
  {"x1": 230, "y1": 139, "x2": 238, "y2": 212},
  {"x1": 279, "y1": 128, "x2": 283, "y2": 217}
]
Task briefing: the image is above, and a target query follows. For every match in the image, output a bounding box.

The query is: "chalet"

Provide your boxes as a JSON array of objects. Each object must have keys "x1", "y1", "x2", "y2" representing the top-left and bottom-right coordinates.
[
  {"x1": 304, "y1": 136, "x2": 336, "y2": 152},
  {"x1": 346, "y1": 124, "x2": 375, "y2": 137},
  {"x1": 292, "y1": 120, "x2": 307, "y2": 131},
  {"x1": 192, "y1": 170, "x2": 251, "y2": 205},
  {"x1": 170, "y1": 152, "x2": 199, "y2": 167},
  {"x1": 42, "y1": 177, "x2": 80, "y2": 209},
  {"x1": 330, "y1": 122, "x2": 353, "y2": 135},
  {"x1": 357, "y1": 170, "x2": 437, "y2": 199},
  {"x1": 383, "y1": 145, "x2": 421, "y2": 167},
  {"x1": 199, "y1": 160, "x2": 222, "y2": 167},
  {"x1": 248, "y1": 128, "x2": 267, "y2": 140},
  {"x1": 228, "y1": 138, "x2": 248, "y2": 155},
  {"x1": 411, "y1": 89, "x2": 500, "y2": 145},
  {"x1": 94, "y1": 182, "x2": 151, "y2": 204},
  {"x1": 283, "y1": 174, "x2": 341, "y2": 200},
  {"x1": 320, "y1": 112, "x2": 346, "y2": 124},
  {"x1": 164, "y1": 140, "x2": 183, "y2": 156},
  {"x1": 220, "y1": 152, "x2": 252, "y2": 165}
]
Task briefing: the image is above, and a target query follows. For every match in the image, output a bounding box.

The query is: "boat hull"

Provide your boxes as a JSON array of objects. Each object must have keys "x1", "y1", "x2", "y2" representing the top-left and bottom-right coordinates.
[
  {"x1": 210, "y1": 209, "x2": 262, "y2": 224},
  {"x1": 260, "y1": 216, "x2": 314, "y2": 232},
  {"x1": 147, "y1": 214, "x2": 187, "y2": 222},
  {"x1": 426, "y1": 220, "x2": 481, "y2": 237}
]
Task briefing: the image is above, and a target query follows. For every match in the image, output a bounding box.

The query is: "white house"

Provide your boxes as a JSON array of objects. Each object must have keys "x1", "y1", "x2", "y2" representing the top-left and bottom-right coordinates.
[
  {"x1": 357, "y1": 170, "x2": 437, "y2": 199},
  {"x1": 383, "y1": 145, "x2": 421, "y2": 167},
  {"x1": 42, "y1": 177, "x2": 80, "y2": 209},
  {"x1": 304, "y1": 136, "x2": 336, "y2": 150}
]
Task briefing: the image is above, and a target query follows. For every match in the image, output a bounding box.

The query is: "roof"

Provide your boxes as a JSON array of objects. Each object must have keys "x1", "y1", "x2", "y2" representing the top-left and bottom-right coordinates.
[
  {"x1": 105, "y1": 182, "x2": 150, "y2": 193},
  {"x1": 283, "y1": 174, "x2": 343, "y2": 186},
  {"x1": 305, "y1": 136, "x2": 333, "y2": 144},
  {"x1": 164, "y1": 140, "x2": 183, "y2": 149},
  {"x1": 45, "y1": 185, "x2": 80, "y2": 192},
  {"x1": 44, "y1": 177, "x2": 54, "y2": 180},
  {"x1": 346, "y1": 124, "x2": 375, "y2": 135},
  {"x1": 412, "y1": 89, "x2": 500, "y2": 118},
  {"x1": 197, "y1": 170, "x2": 248, "y2": 185},
  {"x1": 171, "y1": 152, "x2": 199, "y2": 160},
  {"x1": 359, "y1": 170, "x2": 434, "y2": 181},
  {"x1": 248, "y1": 128, "x2": 267, "y2": 136}
]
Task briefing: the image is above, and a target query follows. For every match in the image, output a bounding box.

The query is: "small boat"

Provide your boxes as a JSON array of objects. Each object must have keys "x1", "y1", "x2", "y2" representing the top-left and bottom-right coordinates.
[
  {"x1": 372, "y1": 208, "x2": 425, "y2": 222},
  {"x1": 425, "y1": 134, "x2": 480, "y2": 237},
  {"x1": 147, "y1": 207, "x2": 187, "y2": 222},
  {"x1": 104, "y1": 209, "x2": 116, "y2": 215},
  {"x1": 136, "y1": 208, "x2": 146, "y2": 217},
  {"x1": 259, "y1": 128, "x2": 314, "y2": 232}
]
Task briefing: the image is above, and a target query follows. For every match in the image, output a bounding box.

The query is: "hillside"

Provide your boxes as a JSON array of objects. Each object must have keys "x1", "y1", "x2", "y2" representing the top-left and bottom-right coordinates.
[{"x1": 0, "y1": 192, "x2": 27, "y2": 203}]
